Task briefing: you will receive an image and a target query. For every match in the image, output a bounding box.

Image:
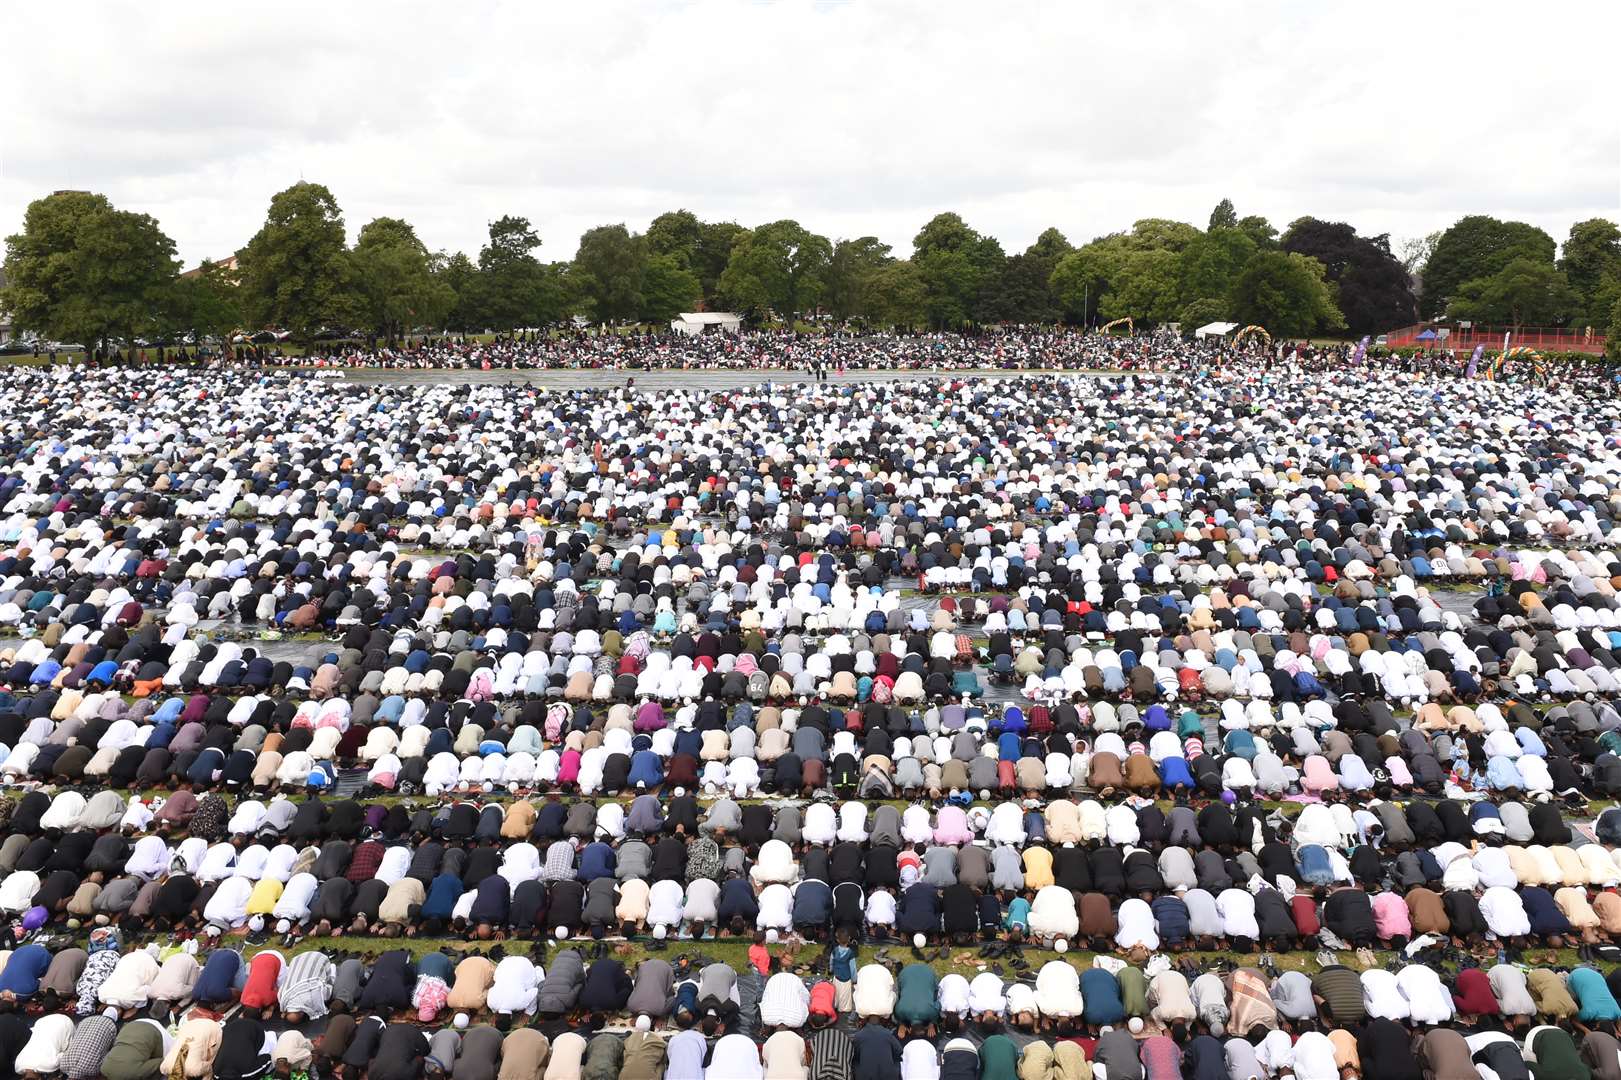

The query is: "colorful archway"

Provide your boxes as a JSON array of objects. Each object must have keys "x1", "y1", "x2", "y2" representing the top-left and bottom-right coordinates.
[
  {"x1": 1232, "y1": 325, "x2": 1271, "y2": 347},
  {"x1": 1100, "y1": 317, "x2": 1134, "y2": 335},
  {"x1": 1486, "y1": 346, "x2": 1547, "y2": 382}
]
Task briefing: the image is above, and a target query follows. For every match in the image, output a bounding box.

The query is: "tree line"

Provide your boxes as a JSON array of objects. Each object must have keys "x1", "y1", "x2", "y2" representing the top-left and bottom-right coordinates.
[{"x1": 3, "y1": 184, "x2": 1619, "y2": 353}]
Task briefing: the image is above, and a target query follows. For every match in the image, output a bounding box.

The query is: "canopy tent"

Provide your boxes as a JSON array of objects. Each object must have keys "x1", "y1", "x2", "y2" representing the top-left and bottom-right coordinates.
[
  {"x1": 1416, "y1": 329, "x2": 1438, "y2": 340},
  {"x1": 670, "y1": 312, "x2": 743, "y2": 336},
  {"x1": 1193, "y1": 321, "x2": 1238, "y2": 339}
]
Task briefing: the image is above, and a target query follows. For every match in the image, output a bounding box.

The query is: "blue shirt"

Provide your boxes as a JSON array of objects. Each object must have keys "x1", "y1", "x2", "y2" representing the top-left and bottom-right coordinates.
[
  {"x1": 0, "y1": 944, "x2": 48, "y2": 997},
  {"x1": 1081, "y1": 968, "x2": 1126, "y2": 1025},
  {"x1": 194, "y1": 949, "x2": 242, "y2": 1004}
]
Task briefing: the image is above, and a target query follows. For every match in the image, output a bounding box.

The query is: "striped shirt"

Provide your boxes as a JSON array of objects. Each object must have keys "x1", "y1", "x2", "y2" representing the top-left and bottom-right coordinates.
[
  {"x1": 280, "y1": 950, "x2": 336, "y2": 1019},
  {"x1": 1312, "y1": 965, "x2": 1367, "y2": 1022},
  {"x1": 808, "y1": 1027, "x2": 853, "y2": 1080}
]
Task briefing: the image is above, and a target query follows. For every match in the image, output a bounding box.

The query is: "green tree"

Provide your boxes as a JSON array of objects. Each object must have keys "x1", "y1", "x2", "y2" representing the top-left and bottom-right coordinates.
[
  {"x1": 1049, "y1": 237, "x2": 1129, "y2": 324},
  {"x1": 823, "y1": 236, "x2": 894, "y2": 321},
  {"x1": 1584, "y1": 276, "x2": 1621, "y2": 332},
  {"x1": 718, "y1": 220, "x2": 832, "y2": 319},
  {"x1": 870, "y1": 260, "x2": 927, "y2": 328},
  {"x1": 351, "y1": 217, "x2": 453, "y2": 342},
  {"x1": 984, "y1": 252, "x2": 1064, "y2": 324},
  {"x1": 574, "y1": 224, "x2": 648, "y2": 323},
  {"x1": 984, "y1": 227, "x2": 1072, "y2": 324},
  {"x1": 1026, "y1": 227, "x2": 1073, "y2": 262},
  {"x1": 1208, "y1": 198, "x2": 1238, "y2": 231},
  {"x1": 1178, "y1": 228, "x2": 1257, "y2": 308},
  {"x1": 434, "y1": 252, "x2": 479, "y2": 332},
  {"x1": 547, "y1": 262, "x2": 591, "y2": 321},
  {"x1": 1179, "y1": 297, "x2": 1229, "y2": 330},
  {"x1": 166, "y1": 259, "x2": 243, "y2": 343},
  {"x1": 1, "y1": 190, "x2": 179, "y2": 351},
  {"x1": 236, "y1": 182, "x2": 358, "y2": 343},
  {"x1": 1237, "y1": 215, "x2": 1279, "y2": 250},
  {"x1": 646, "y1": 209, "x2": 704, "y2": 269},
  {"x1": 639, "y1": 254, "x2": 702, "y2": 323},
  {"x1": 1227, "y1": 251, "x2": 1345, "y2": 336},
  {"x1": 1099, "y1": 249, "x2": 1181, "y2": 325},
  {"x1": 1420, "y1": 215, "x2": 1556, "y2": 317},
  {"x1": 696, "y1": 221, "x2": 745, "y2": 307},
  {"x1": 911, "y1": 212, "x2": 1005, "y2": 327},
  {"x1": 471, "y1": 215, "x2": 556, "y2": 330},
  {"x1": 1558, "y1": 218, "x2": 1621, "y2": 319},
  {"x1": 1607, "y1": 295, "x2": 1621, "y2": 361},
  {"x1": 1122, "y1": 218, "x2": 1201, "y2": 253},
  {"x1": 1448, "y1": 257, "x2": 1579, "y2": 329},
  {"x1": 485, "y1": 215, "x2": 542, "y2": 267}
]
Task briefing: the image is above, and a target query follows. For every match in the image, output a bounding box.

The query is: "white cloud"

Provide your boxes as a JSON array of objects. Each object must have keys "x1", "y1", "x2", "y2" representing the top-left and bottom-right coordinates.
[{"x1": 3, "y1": 0, "x2": 1616, "y2": 267}]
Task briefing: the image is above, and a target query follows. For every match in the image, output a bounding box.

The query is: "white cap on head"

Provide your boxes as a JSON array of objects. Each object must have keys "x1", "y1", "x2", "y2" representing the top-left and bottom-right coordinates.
[
  {"x1": 454, "y1": 1013, "x2": 470, "y2": 1030},
  {"x1": 276, "y1": 919, "x2": 292, "y2": 934},
  {"x1": 1054, "y1": 938, "x2": 1068, "y2": 953},
  {"x1": 248, "y1": 915, "x2": 265, "y2": 932},
  {"x1": 654, "y1": 924, "x2": 667, "y2": 940},
  {"x1": 636, "y1": 1015, "x2": 652, "y2": 1032},
  {"x1": 766, "y1": 928, "x2": 779, "y2": 943},
  {"x1": 913, "y1": 933, "x2": 927, "y2": 948},
  {"x1": 673, "y1": 787, "x2": 685, "y2": 797},
  {"x1": 555, "y1": 925, "x2": 570, "y2": 940},
  {"x1": 1128, "y1": 1017, "x2": 1144, "y2": 1034}
]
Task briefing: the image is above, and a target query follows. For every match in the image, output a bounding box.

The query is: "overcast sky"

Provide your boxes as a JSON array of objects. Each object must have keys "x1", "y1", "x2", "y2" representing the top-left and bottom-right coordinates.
[{"x1": 4, "y1": 1, "x2": 1617, "y2": 268}]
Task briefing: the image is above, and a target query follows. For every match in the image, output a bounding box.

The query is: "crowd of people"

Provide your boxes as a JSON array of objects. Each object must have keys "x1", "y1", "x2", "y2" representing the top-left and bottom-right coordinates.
[
  {"x1": 200, "y1": 328, "x2": 1619, "y2": 396},
  {"x1": 0, "y1": 353, "x2": 1620, "y2": 1080},
  {"x1": 230, "y1": 329, "x2": 1224, "y2": 374}
]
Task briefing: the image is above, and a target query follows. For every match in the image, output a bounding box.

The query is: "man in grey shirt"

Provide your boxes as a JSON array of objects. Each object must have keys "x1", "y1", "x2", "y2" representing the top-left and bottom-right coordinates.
[
  {"x1": 702, "y1": 798, "x2": 742, "y2": 837},
  {"x1": 616, "y1": 839, "x2": 653, "y2": 881},
  {"x1": 922, "y1": 846, "x2": 958, "y2": 887}
]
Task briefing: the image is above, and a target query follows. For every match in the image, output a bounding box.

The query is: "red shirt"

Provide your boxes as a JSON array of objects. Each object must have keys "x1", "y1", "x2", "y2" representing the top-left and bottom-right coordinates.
[
  {"x1": 1290, "y1": 894, "x2": 1322, "y2": 936},
  {"x1": 241, "y1": 952, "x2": 282, "y2": 1009}
]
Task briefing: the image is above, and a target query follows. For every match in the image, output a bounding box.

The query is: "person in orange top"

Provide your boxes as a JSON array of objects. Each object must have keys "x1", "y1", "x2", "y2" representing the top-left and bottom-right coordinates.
[{"x1": 748, "y1": 931, "x2": 770, "y2": 976}]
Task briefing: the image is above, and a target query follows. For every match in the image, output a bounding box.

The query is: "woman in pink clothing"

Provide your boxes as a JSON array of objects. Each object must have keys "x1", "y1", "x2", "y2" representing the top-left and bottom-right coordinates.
[
  {"x1": 1301, "y1": 754, "x2": 1340, "y2": 797},
  {"x1": 1370, "y1": 887, "x2": 1413, "y2": 949}
]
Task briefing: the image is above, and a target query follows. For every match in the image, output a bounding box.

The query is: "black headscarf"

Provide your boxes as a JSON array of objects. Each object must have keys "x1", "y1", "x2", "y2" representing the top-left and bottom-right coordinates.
[
  {"x1": 0, "y1": 1012, "x2": 31, "y2": 1080},
  {"x1": 214, "y1": 1018, "x2": 274, "y2": 1080}
]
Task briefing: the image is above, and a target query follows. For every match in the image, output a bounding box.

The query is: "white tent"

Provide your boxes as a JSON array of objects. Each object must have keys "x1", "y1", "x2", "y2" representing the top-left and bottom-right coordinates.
[
  {"x1": 670, "y1": 312, "x2": 743, "y2": 336},
  {"x1": 1194, "y1": 321, "x2": 1238, "y2": 339}
]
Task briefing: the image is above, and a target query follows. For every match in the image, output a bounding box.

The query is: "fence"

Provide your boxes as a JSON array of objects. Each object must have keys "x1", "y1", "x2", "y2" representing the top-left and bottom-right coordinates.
[{"x1": 1382, "y1": 323, "x2": 1608, "y2": 355}]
